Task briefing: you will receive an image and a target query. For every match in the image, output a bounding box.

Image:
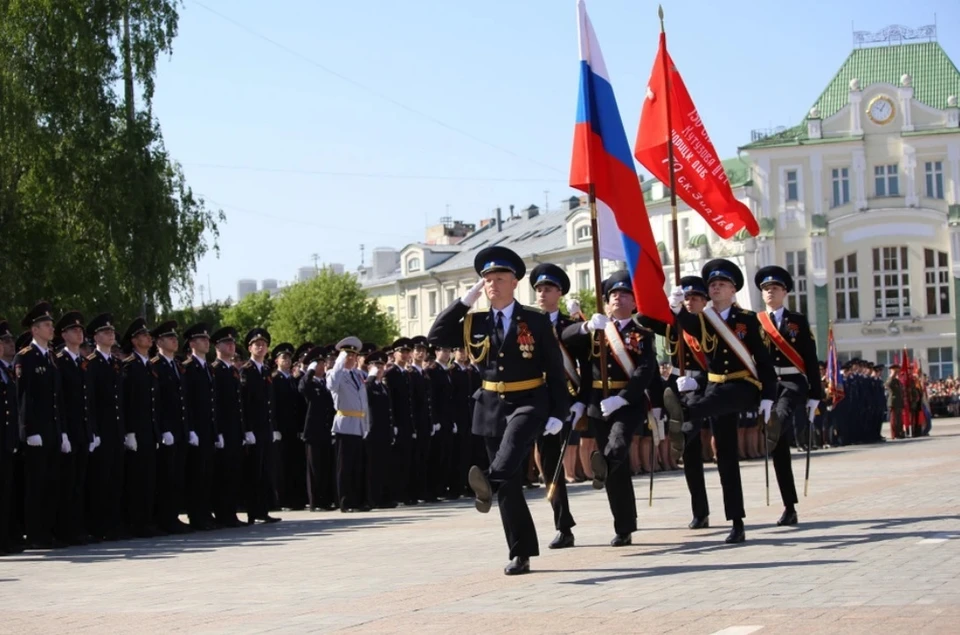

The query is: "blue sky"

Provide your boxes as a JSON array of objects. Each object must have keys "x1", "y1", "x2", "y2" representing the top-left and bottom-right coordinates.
[{"x1": 152, "y1": 0, "x2": 959, "y2": 305}]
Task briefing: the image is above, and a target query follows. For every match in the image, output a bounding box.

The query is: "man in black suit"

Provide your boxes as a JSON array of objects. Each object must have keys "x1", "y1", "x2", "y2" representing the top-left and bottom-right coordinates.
[
  {"x1": 272, "y1": 342, "x2": 306, "y2": 511},
  {"x1": 0, "y1": 320, "x2": 22, "y2": 555},
  {"x1": 182, "y1": 323, "x2": 218, "y2": 530},
  {"x1": 563, "y1": 271, "x2": 659, "y2": 548},
  {"x1": 240, "y1": 328, "x2": 280, "y2": 524},
  {"x1": 53, "y1": 311, "x2": 93, "y2": 544},
  {"x1": 299, "y1": 346, "x2": 336, "y2": 511},
  {"x1": 754, "y1": 265, "x2": 823, "y2": 527},
  {"x1": 210, "y1": 327, "x2": 245, "y2": 527},
  {"x1": 428, "y1": 246, "x2": 568, "y2": 575}
]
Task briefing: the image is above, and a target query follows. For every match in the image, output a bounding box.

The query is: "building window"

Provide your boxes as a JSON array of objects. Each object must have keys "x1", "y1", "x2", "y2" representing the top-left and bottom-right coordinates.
[
  {"x1": 428, "y1": 290, "x2": 438, "y2": 317},
  {"x1": 925, "y1": 161, "x2": 945, "y2": 200},
  {"x1": 575, "y1": 225, "x2": 591, "y2": 242},
  {"x1": 785, "y1": 170, "x2": 799, "y2": 202},
  {"x1": 928, "y1": 347, "x2": 954, "y2": 380},
  {"x1": 834, "y1": 253, "x2": 859, "y2": 321},
  {"x1": 407, "y1": 257, "x2": 421, "y2": 273},
  {"x1": 785, "y1": 250, "x2": 809, "y2": 315},
  {"x1": 876, "y1": 349, "x2": 915, "y2": 368},
  {"x1": 925, "y1": 249, "x2": 950, "y2": 316},
  {"x1": 837, "y1": 351, "x2": 862, "y2": 364},
  {"x1": 577, "y1": 269, "x2": 591, "y2": 291},
  {"x1": 872, "y1": 246, "x2": 910, "y2": 318},
  {"x1": 831, "y1": 167, "x2": 850, "y2": 207},
  {"x1": 874, "y1": 164, "x2": 899, "y2": 197},
  {"x1": 445, "y1": 287, "x2": 455, "y2": 306},
  {"x1": 407, "y1": 294, "x2": 418, "y2": 319}
]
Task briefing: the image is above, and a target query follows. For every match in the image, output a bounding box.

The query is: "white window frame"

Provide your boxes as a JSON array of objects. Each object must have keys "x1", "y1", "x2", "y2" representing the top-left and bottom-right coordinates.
[
  {"x1": 872, "y1": 246, "x2": 910, "y2": 319},
  {"x1": 577, "y1": 269, "x2": 591, "y2": 291},
  {"x1": 785, "y1": 250, "x2": 809, "y2": 315},
  {"x1": 785, "y1": 169, "x2": 799, "y2": 202},
  {"x1": 874, "y1": 164, "x2": 900, "y2": 197},
  {"x1": 445, "y1": 287, "x2": 455, "y2": 306},
  {"x1": 427, "y1": 290, "x2": 438, "y2": 317},
  {"x1": 575, "y1": 225, "x2": 591, "y2": 242},
  {"x1": 876, "y1": 349, "x2": 914, "y2": 368},
  {"x1": 924, "y1": 248, "x2": 950, "y2": 316},
  {"x1": 925, "y1": 161, "x2": 945, "y2": 200},
  {"x1": 831, "y1": 167, "x2": 850, "y2": 207},
  {"x1": 407, "y1": 294, "x2": 418, "y2": 319},
  {"x1": 834, "y1": 253, "x2": 859, "y2": 321},
  {"x1": 928, "y1": 346, "x2": 954, "y2": 380},
  {"x1": 407, "y1": 256, "x2": 421, "y2": 273}
]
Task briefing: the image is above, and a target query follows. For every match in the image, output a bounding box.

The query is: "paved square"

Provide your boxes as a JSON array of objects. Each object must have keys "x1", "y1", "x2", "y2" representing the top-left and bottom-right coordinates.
[{"x1": 3, "y1": 420, "x2": 959, "y2": 634}]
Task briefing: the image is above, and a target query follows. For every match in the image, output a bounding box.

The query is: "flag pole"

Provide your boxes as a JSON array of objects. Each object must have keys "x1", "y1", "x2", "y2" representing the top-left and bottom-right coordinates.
[{"x1": 587, "y1": 185, "x2": 611, "y2": 399}]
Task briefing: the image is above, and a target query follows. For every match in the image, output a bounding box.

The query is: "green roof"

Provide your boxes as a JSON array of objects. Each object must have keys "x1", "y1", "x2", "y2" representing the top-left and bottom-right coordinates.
[{"x1": 742, "y1": 42, "x2": 960, "y2": 150}]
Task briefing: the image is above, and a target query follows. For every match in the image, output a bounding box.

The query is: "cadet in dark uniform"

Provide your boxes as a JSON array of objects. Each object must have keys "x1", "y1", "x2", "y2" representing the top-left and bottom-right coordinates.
[
  {"x1": 563, "y1": 271, "x2": 659, "y2": 547},
  {"x1": 408, "y1": 336, "x2": 435, "y2": 503},
  {"x1": 754, "y1": 266, "x2": 823, "y2": 526},
  {"x1": 300, "y1": 346, "x2": 337, "y2": 511},
  {"x1": 210, "y1": 327, "x2": 246, "y2": 527},
  {"x1": 84, "y1": 313, "x2": 124, "y2": 541},
  {"x1": 384, "y1": 338, "x2": 416, "y2": 506},
  {"x1": 240, "y1": 328, "x2": 281, "y2": 524},
  {"x1": 182, "y1": 323, "x2": 218, "y2": 530},
  {"x1": 364, "y1": 350, "x2": 396, "y2": 508},
  {"x1": 529, "y1": 263, "x2": 581, "y2": 549},
  {"x1": 663, "y1": 260, "x2": 777, "y2": 544},
  {"x1": 53, "y1": 311, "x2": 93, "y2": 544},
  {"x1": 449, "y1": 348, "x2": 476, "y2": 496},
  {"x1": 272, "y1": 342, "x2": 306, "y2": 511},
  {"x1": 14, "y1": 302, "x2": 63, "y2": 549},
  {"x1": 0, "y1": 320, "x2": 22, "y2": 554},
  {"x1": 428, "y1": 246, "x2": 568, "y2": 575}
]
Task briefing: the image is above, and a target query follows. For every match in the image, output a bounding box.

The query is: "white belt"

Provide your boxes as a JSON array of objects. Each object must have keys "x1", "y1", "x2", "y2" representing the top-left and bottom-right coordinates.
[
  {"x1": 774, "y1": 365, "x2": 803, "y2": 376},
  {"x1": 671, "y1": 368, "x2": 703, "y2": 378}
]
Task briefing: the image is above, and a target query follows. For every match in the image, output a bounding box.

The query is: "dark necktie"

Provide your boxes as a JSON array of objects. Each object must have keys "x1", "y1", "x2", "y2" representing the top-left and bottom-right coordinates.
[
  {"x1": 494, "y1": 311, "x2": 505, "y2": 349},
  {"x1": 349, "y1": 370, "x2": 360, "y2": 390},
  {"x1": 769, "y1": 311, "x2": 778, "y2": 329}
]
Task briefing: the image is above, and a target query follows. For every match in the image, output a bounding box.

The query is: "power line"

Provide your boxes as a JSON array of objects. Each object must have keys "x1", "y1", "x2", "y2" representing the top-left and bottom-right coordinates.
[
  {"x1": 183, "y1": 162, "x2": 568, "y2": 183},
  {"x1": 188, "y1": 0, "x2": 565, "y2": 176}
]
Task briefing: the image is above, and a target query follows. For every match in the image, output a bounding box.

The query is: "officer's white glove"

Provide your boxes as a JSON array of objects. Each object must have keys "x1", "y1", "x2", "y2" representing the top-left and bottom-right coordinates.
[
  {"x1": 331, "y1": 432, "x2": 337, "y2": 446},
  {"x1": 759, "y1": 399, "x2": 773, "y2": 424},
  {"x1": 161, "y1": 431, "x2": 174, "y2": 446},
  {"x1": 273, "y1": 431, "x2": 282, "y2": 442},
  {"x1": 600, "y1": 395, "x2": 629, "y2": 417},
  {"x1": 565, "y1": 298, "x2": 581, "y2": 317},
  {"x1": 452, "y1": 423, "x2": 458, "y2": 434},
  {"x1": 336, "y1": 350, "x2": 348, "y2": 365},
  {"x1": 60, "y1": 433, "x2": 72, "y2": 454},
  {"x1": 26, "y1": 434, "x2": 42, "y2": 447},
  {"x1": 215, "y1": 434, "x2": 224, "y2": 449},
  {"x1": 586, "y1": 313, "x2": 609, "y2": 334},
  {"x1": 188, "y1": 431, "x2": 200, "y2": 447},
  {"x1": 806, "y1": 399, "x2": 820, "y2": 424},
  {"x1": 676, "y1": 376, "x2": 698, "y2": 393},
  {"x1": 368, "y1": 366, "x2": 379, "y2": 378},
  {"x1": 569, "y1": 402, "x2": 586, "y2": 422},
  {"x1": 412, "y1": 431, "x2": 417, "y2": 440},
  {"x1": 543, "y1": 417, "x2": 563, "y2": 436},
  {"x1": 93, "y1": 435, "x2": 101, "y2": 450},
  {"x1": 243, "y1": 431, "x2": 256, "y2": 446},
  {"x1": 669, "y1": 286, "x2": 685, "y2": 314},
  {"x1": 652, "y1": 407, "x2": 663, "y2": 423},
  {"x1": 307, "y1": 361, "x2": 318, "y2": 372},
  {"x1": 649, "y1": 413, "x2": 664, "y2": 444},
  {"x1": 124, "y1": 433, "x2": 137, "y2": 452},
  {"x1": 460, "y1": 278, "x2": 485, "y2": 307},
  {"x1": 88, "y1": 438, "x2": 97, "y2": 453},
  {"x1": 433, "y1": 423, "x2": 440, "y2": 435},
  {"x1": 392, "y1": 426, "x2": 398, "y2": 437}
]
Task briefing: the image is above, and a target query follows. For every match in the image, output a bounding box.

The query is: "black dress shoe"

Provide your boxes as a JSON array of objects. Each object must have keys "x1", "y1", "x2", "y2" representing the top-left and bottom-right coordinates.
[
  {"x1": 777, "y1": 508, "x2": 798, "y2": 526},
  {"x1": 503, "y1": 556, "x2": 531, "y2": 576},
  {"x1": 725, "y1": 524, "x2": 746, "y2": 544},
  {"x1": 468, "y1": 465, "x2": 493, "y2": 514},
  {"x1": 590, "y1": 452, "x2": 607, "y2": 490},
  {"x1": 262, "y1": 515, "x2": 281, "y2": 524},
  {"x1": 610, "y1": 533, "x2": 632, "y2": 547},
  {"x1": 688, "y1": 516, "x2": 710, "y2": 530},
  {"x1": 549, "y1": 531, "x2": 575, "y2": 549}
]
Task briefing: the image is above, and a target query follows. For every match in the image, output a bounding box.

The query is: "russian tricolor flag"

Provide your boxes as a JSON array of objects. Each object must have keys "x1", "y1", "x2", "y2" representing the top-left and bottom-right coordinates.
[{"x1": 569, "y1": 0, "x2": 670, "y2": 323}]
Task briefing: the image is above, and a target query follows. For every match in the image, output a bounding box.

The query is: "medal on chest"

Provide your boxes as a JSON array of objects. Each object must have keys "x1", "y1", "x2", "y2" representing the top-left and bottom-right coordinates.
[
  {"x1": 626, "y1": 331, "x2": 644, "y2": 353},
  {"x1": 735, "y1": 323, "x2": 748, "y2": 340},
  {"x1": 517, "y1": 321, "x2": 535, "y2": 359}
]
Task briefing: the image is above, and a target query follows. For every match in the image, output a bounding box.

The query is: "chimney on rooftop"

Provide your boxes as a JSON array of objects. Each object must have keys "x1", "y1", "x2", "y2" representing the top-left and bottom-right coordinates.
[{"x1": 496, "y1": 207, "x2": 502, "y2": 232}]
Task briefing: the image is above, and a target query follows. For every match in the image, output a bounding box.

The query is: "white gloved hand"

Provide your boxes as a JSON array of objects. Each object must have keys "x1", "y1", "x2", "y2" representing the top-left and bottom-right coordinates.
[
  {"x1": 460, "y1": 278, "x2": 485, "y2": 307},
  {"x1": 368, "y1": 366, "x2": 379, "y2": 378},
  {"x1": 336, "y1": 350, "x2": 348, "y2": 364},
  {"x1": 565, "y1": 297, "x2": 581, "y2": 317},
  {"x1": 569, "y1": 402, "x2": 586, "y2": 422},
  {"x1": 60, "y1": 433, "x2": 72, "y2": 454},
  {"x1": 676, "y1": 376, "x2": 698, "y2": 393},
  {"x1": 650, "y1": 413, "x2": 664, "y2": 444},
  {"x1": 161, "y1": 431, "x2": 174, "y2": 446},
  {"x1": 392, "y1": 426, "x2": 398, "y2": 437},
  {"x1": 88, "y1": 439, "x2": 97, "y2": 453},
  {"x1": 26, "y1": 434, "x2": 42, "y2": 447},
  {"x1": 331, "y1": 433, "x2": 337, "y2": 446},
  {"x1": 189, "y1": 431, "x2": 200, "y2": 447},
  {"x1": 307, "y1": 361, "x2": 318, "y2": 372},
  {"x1": 452, "y1": 423, "x2": 458, "y2": 434},
  {"x1": 433, "y1": 423, "x2": 440, "y2": 435},
  {"x1": 243, "y1": 431, "x2": 256, "y2": 446},
  {"x1": 93, "y1": 435, "x2": 101, "y2": 449},
  {"x1": 759, "y1": 399, "x2": 773, "y2": 424},
  {"x1": 669, "y1": 286, "x2": 685, "y2": 314},
  {"x1": 652, "y1": 407, "x2": 663, "y2": 423},
  {"x1": 273, "y1": 431, "x2": 282, "y2": 442},
  {"x1": 412, "y1": 431, "x2": 417, "y2": 440},
  {"x1": 543, "y1": 417, "x2": 563, "y2": 436},
  {"x1": 586, "y1": 313, "x2": 609, "y2": 334},
  {"x1": 215, "y1": 434, "x2": 224, "y2": 449},
  {"x1": 806, "y1": 399, "x2": 820, "y2": 424},
  {"x1": 600, "y1": 395, "x2": 629, "y2": 417},
  {"x1": 124, "y1": 432, "x2": 137, "y2": 452}
]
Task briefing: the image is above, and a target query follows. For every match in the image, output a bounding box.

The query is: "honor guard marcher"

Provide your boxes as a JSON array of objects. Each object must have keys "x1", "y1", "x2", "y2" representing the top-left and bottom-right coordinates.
[
  {"x1": 299, "y1": 346, "x2": 337, "y2": 511},
  {"x1": 326, "y1": 337, "x2": 370, "y2": 512},
  {"x1": 182, "y1": 323, "x2": 218, "y2": 530},
  {"x1": 754, "y1": 265, "x2": 823, "y2": 526},
  {"x1": 562, "y1": 271, "x2": 659, "y2": 547},
  {"x1": 662, "y1": 260, "x2": 777, "y2": 544},
  {"x1": 272, "y1": 342, "x2": 306, "y2": 511},
  {"x1": 529, "y1": 263, "x2": 581, "y2": 550},
  {"x1": 210, "y1": 327, "x2": 246, "y2": 527},
  {"x1": 240, "y1": 328, "x2": 281, "y2": 525},
  {"x1": 427, "y1": 246, "x2": 568, "y2": 575}
]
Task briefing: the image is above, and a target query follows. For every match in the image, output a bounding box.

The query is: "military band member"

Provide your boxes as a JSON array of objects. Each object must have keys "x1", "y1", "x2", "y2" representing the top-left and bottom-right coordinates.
[
  {"x1": 182, "y1": 323, "x2": 218, "y2": 530},
  {"x1": 272, "y1": 342, "x2": 306, "y2": 511},
  {"x1": 384, "y1": 338, "x2": 416, "y2": 506},
  {"x1": 300, "y1": 346, "x2": 337, "y2": 511},
  {"x1": 327, "y1": 336, "x2": 370, "y2": 512},
  {"x1": 428, "y1": 246, "x2": 568, "y2": 575},
  {"x1": 240, "y1": 328, "x2": 281, "y2": 524},
  {"x1": 364, "y1": 350, "x2": 396, "y2": 508},
  {"x1": 562, "y1": 271, "x2": 658, "y2": 547},
  {"x1": 529, "y1": 263, "x2": 580, "y2": 549},
  {"x1": 754, "y1": 266, "x2": 822, "y2": 526},
  {"x1": 210, "y1": 327, "x2": 246, "y2": 527},
  {"x1": 663, "y1": 259, "x2": 777, "y2": 544},
  {"x1": 0, "y1": 321, "x2": 22, "y2": 554}
]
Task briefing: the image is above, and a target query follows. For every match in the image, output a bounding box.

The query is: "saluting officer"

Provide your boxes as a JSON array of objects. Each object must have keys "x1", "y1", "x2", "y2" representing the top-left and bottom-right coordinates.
[
  {"x1": 182, "y1": 323, "x2": 218, "y2": 530},
  {"x1": 428, "y1": 246, "x2": 568, "y2": 575},
  {"x1": 754, "y1": 265, "x2": 823, "y2": 526},
  {"x1": 300, "y1": 346, "x2": 336, "y2": 511},
  {"x1": 0, "y1": 320, "x2": 22, "y2": 555},
  {"x1": 240, "y1": 328, "x2": 281, "y2": 524},
  {"x1": 662, "y1": 259, "x2": 777, "y2": 544},
  {"x1": 210, "y1": 327, "x2": 246, "y2": 527},
  {"x1": 529, "y1": 263, "x2": 582, "y2": 550},
  {"x1": 563, "y1": 271, "x2": 659, "y2": 547}
]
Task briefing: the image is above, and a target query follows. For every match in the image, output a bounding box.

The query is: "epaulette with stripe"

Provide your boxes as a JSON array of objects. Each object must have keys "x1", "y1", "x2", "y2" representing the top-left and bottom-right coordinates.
[
  {"x1": 17, "y1": 346, "x2": 32, "y2": 356},
  {"x1": 150, "y1": 356, "x2": 161, "y2": 364}
]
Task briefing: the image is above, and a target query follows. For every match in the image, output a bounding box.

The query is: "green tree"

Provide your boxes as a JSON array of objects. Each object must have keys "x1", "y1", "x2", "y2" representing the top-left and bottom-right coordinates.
[
  {"x1": 221, "y1": 292, "x2": 274, "y2": 341},
  {"x1": 159, "y1": 300, "x2": 232, "y2": 334},
  {"x1": 567, "y1": 288, "x2": 599, "y2": 317},
  {"x1": 271, "y1": 270, "x2": 398, "y2": 347}
]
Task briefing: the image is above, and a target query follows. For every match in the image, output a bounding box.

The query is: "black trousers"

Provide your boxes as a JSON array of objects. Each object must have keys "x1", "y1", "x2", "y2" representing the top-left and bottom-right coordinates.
[
  {"x1": 413, "y1": 432, "x2": 432, "y2": 500},
  {"x1": 306, "y1": 440, "x2": 336, "y2": 509},
  {"x1": 335, "y1": 433, "x2": 365, "y2": 509},
  {"x1": 23, "y1": 443, "x2": 59, "y2": 543},
  {"x1": 364, "y1": 436, "x2": 392, "y2": 507},
  {"x1": 591, "y1": 414, "x2": 641, "y2": 536},
  {"x1": 0, "y1": 452, "x2": 15, "y2": 550},
  {"x1": 86, "y1": 441, "x2": 124, "y2": 538},
  {"x1": 213, "y1": 446, "x2": 243, "y2": 523},
  {"x1": 484, "y1": 410, "x2": 541, "y2": 560},
  {"x1": 187, "y1": 440, "x2": 215, "y2": 523},
  {"x1": 244, "y1": 437, "x2": 276, "y2": 520},
  {"x1": 156, "y1": 443, "x2": 185, "y2": 529},
  {"x1": 772, "y1": 380, "x2": 803, "y2": 508},
  {"x1": 428, "y1": 427, "x2": 451, "y2": 498},
  {"x1": 682, "y1": 423, "x2": 710, "y2": 519},
  {"x1": 686, "y1": 381, "x2": 757, "y2": 522},
  {"x1": 55, "y1": 443, "x2": 89, "y2": 540},
  {"x1": 279, "y1": 437, "x2": 307, "y2": 510},
  {"x1": 391, "y1": 434, "x2": 413, "y2": 503},
  {"x1": 124, "y1": 442, "x2": 157, "y2": 531},
  {"x1": 536, "y1": 427, "x2": 575, "y2": 533}
]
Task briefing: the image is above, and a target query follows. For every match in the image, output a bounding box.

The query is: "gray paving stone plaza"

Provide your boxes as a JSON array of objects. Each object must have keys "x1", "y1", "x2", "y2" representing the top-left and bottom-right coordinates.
[{"x1": 2, "y1": 419, "x2": 959, "y2": 634}]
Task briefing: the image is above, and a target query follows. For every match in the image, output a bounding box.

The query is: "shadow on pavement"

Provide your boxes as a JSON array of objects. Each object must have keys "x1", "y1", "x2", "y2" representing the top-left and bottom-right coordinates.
[{"x1": 550, "y1": 559, "x2": 853, "y2": 585}]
